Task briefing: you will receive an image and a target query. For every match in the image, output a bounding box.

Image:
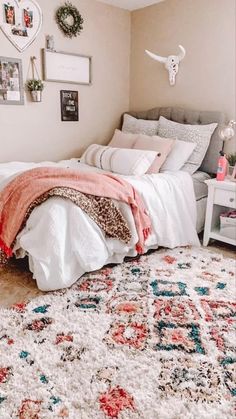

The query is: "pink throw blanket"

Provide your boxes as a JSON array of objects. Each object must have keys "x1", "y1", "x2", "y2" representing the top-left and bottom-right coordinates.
[{"x1": 0, "y1": 167, "x2": 151, "y2": 258}]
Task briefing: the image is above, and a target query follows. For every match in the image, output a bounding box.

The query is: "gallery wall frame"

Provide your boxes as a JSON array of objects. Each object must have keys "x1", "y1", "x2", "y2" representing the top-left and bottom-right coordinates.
[
  {"x1": 43, "y1": 49, "x2": 92, "y2": 85},
  {"x1": 0, "y1": 56, "x2": 24, "y2": 105},
  {"x1": 60, "y1": 90, "x2": 79, "y2": 122},
  {"x1": 0, "y1": 0, "x2": 43, "y2": 52}
]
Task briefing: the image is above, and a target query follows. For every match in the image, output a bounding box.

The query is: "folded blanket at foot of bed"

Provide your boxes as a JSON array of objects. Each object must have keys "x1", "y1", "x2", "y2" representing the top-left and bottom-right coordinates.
[
  {"x1": 0, "y1": 167, "x2": 151, "y2": 262},
  {"x1": 0, "y1": 187, "x2": 131, "y2": 264}
]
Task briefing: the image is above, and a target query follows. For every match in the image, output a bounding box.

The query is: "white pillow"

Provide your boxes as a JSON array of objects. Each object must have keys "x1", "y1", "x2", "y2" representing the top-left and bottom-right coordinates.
[
  {"x1": 160, "y1": 139, "x2": 196, "y2": 172},
  {"x1": 158, "y1": 116, "x2": 218, "y2": 174},
  {"x1": 108, "y1": 129, "x2": 138, "y2": 148},
  {"x1": 122, "y1": 114, "x2": 159, "y2": 136},
  {"x1": 81, "y1": 144, "x2": 157, "y2": 176}
]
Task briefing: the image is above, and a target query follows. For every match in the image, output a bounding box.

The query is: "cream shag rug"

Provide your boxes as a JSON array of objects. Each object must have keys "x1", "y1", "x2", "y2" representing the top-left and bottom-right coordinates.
[{"x1": 0, "y1": 247, "x2": 235, "y2": 419}]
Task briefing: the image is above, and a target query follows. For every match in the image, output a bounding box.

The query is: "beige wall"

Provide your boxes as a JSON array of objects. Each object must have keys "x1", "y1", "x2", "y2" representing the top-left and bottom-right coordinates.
[
  {"x1": 0, "y1": 0, "x2": 131, "y2": 162},
  {"x1": 130, "y1": 0, "x2": 236, "y2": 152},
  {"x1": 1, "y1": 0, "x2": 235, "y2": 162}
]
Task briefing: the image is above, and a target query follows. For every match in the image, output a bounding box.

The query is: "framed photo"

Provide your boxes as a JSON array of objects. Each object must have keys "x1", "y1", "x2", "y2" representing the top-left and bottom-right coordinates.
[
  {"x1": 43, "y1": 49, "x2": 92, "y2": 85},
  {"x1": 4, "y1": 4, "x2": 15, "y2": 25},
  {"x1": 60, "y1": 90, "x2": 79, "y2": 122},
  {"x1": 0, "y1": 56, "x2": 24, "y2": 105}
]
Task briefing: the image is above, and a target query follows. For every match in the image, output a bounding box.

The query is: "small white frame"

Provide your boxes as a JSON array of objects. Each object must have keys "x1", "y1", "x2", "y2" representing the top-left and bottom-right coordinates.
[{"x1": 43, "y1": 49, "x2": 92, "y2": 85}]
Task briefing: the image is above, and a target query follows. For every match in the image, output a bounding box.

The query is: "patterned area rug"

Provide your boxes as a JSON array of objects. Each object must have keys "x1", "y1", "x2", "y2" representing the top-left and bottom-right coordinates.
[{"x1": 0, "y1": 247, "x2": 235, "y2": 419}]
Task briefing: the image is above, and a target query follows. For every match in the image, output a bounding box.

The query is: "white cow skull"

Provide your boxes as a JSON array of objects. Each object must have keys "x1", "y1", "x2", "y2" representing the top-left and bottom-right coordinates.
[{"x1": 145, "y1": 45, "x2": 186, "y2": 86}]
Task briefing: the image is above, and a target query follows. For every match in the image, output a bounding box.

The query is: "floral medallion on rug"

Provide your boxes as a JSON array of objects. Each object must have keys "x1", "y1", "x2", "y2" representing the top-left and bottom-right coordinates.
[{"x1": 0, "y1": 247, "x2": 235, "y2": 419}]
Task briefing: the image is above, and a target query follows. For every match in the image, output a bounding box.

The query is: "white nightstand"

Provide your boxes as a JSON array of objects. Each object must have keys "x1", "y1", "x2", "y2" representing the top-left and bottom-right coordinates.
[{"x1": 203, "y1": 178, "x2": 236, "y2": 246}]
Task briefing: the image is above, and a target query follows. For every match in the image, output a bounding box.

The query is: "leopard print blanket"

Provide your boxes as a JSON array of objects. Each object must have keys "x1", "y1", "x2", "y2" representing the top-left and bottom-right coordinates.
[{"x1": 0, "y1": 187, "x2": 131, "y2": 264}]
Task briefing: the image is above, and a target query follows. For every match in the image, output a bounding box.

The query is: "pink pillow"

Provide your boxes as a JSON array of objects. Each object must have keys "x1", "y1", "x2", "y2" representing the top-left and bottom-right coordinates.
[
  {"x1": 108, "y1": 129, "x2": 138, "y2": 149},
  {"x1": 133, "y1": 135, "x2": 175, "y2": 173}
]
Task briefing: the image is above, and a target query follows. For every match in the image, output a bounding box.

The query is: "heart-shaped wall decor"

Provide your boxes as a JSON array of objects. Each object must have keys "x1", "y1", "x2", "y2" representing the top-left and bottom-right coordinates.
[{"x1": 0, "y1": 0, "x2": 42, "y2": 52}]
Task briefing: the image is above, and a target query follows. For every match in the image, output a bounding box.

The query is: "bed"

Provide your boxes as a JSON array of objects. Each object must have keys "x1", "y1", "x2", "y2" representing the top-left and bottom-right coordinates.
[
  {"x1": 0, "y1": 107, "x2": 225, "y2": 291},
  {"x1": 125, "y1": 107, "x2": 225, "y2": 232}
]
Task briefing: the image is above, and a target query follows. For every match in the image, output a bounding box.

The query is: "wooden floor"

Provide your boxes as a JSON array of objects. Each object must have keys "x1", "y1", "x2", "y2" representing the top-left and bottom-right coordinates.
[{"x1": 0, "y1": 241, "x2": 235, "y2": 308}]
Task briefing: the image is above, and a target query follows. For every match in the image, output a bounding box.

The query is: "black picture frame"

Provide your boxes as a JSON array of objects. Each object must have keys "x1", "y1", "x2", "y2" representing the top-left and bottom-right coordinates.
[{"x1": 60, "y1": 90, "x2": 79, "y2": 121}]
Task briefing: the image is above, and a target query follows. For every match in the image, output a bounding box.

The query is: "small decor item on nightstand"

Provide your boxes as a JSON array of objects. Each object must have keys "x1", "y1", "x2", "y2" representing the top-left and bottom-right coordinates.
[
  {"x1": 55, "y1": 2, "x2": 83, "y2": 38},
  {"x1": 219, "y1": 120, "x2": 236, "y2": 143},
  {"x1": 227, "y1": 153, "x2": 236, "y2": 178},
  {"x1": 216, "y1": 151, "x2": 228, "y2": 181},
  {"x1": 26, "y1": 56, "x2": 44, "y2": 102},
  {"x1": 218, "y1": 120, "x2": 236, "y2": 180},
  {"x1": 231, "y1": 164, "x2": 236, "y2": 182},
  {"x1": 220, "y1": 210, "x2": 236, "y2": 240}
]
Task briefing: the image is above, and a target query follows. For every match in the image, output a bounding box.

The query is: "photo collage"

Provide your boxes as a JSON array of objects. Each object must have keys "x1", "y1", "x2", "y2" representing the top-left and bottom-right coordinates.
[
  {"x1": 0, "y1": 59, "x2": 21, "y2": 102},
  {"x1": 4, "y1": 2, "x2": 33, "y2": 37}
]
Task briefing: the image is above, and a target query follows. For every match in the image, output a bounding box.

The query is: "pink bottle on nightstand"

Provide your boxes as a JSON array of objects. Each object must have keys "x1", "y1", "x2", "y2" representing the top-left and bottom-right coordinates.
[{"x1": 216, "y1": 151, "x2": 228, "y2": 181}]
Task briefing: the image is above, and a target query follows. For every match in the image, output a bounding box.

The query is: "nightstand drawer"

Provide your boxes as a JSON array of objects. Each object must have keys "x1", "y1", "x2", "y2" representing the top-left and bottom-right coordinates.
[{"x1": 214, "y1": 188, "x2": 236, "y2": 208}]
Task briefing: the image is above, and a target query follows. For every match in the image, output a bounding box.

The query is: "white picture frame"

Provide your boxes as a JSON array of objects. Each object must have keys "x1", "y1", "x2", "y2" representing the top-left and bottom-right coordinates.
[
  {"x1": 43, "y1": 49, "x2": 92, "y2": 85},
  {"x1": 0, "y1": 0, "x2": 42, "y2": 52}
]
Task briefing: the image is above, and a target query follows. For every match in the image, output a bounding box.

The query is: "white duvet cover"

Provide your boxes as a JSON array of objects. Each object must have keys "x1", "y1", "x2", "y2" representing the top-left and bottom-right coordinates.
[{"x1": 0, "y1": 160, "x2": 200, "y2": 291}]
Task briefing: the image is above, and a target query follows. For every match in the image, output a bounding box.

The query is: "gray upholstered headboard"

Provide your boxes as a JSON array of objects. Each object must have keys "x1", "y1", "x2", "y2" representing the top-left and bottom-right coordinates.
[{"x1": 124, "y1": 107, "x2": 226, "y2": 174}]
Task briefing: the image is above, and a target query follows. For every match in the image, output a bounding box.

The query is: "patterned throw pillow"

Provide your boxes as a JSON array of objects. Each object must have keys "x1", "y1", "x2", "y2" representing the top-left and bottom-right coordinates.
[
  {"x1": 122, "y1": 114, "x2": 159, "y2": 136},
  {"x1": 158, "y1": 116, "x2": 218, "y2": 174}
]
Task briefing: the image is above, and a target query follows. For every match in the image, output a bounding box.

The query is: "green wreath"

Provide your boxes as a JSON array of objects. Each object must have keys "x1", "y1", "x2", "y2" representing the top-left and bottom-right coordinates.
[{"x1": 56, "y1": 2, "x2": 84, "y2": 38}]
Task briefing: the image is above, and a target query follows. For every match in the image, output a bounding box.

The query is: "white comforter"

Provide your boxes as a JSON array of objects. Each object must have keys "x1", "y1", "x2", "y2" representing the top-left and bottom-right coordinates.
[{"x1": 0, "y1": 160, "x2": 200, "y2": 291}]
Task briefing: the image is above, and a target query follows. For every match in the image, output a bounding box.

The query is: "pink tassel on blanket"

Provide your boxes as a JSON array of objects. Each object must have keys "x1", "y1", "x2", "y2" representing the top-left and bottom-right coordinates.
[
  {"x1": 0, "y1": 220, "x2": 13, "y2": 258},
  {"x1": 0, "y1": 238, "x2": 13, "y2": 258},
  {"x1": 143, "y1": 227, "x2": 151, "y2": 241},
  {"x1": 136, "y1": 227, "x2": 151, "y2": 254},
  {"x1": 136, "y1": 244, "x2": 144, "y2": 254}
]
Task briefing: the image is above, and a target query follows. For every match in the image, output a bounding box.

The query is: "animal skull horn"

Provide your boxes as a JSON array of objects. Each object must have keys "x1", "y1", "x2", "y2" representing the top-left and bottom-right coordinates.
[
  {"x1": 145, "y1": 50, "x2": 167, "y2": 64},
  {"x1": 145, "y1": 45, "x2": 186, "y2": 86},
  {"x1": 177, "y1": 45, "x2": 186, "y2": 61}
]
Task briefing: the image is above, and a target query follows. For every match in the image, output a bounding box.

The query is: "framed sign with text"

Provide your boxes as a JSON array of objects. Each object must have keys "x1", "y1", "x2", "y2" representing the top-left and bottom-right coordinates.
[
  {"x1": 60, "y1": 90, "x2": 79, "y2": 122},
  {"x1": 44, "y1": 49, "x2": 92, "y2": 85}
]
